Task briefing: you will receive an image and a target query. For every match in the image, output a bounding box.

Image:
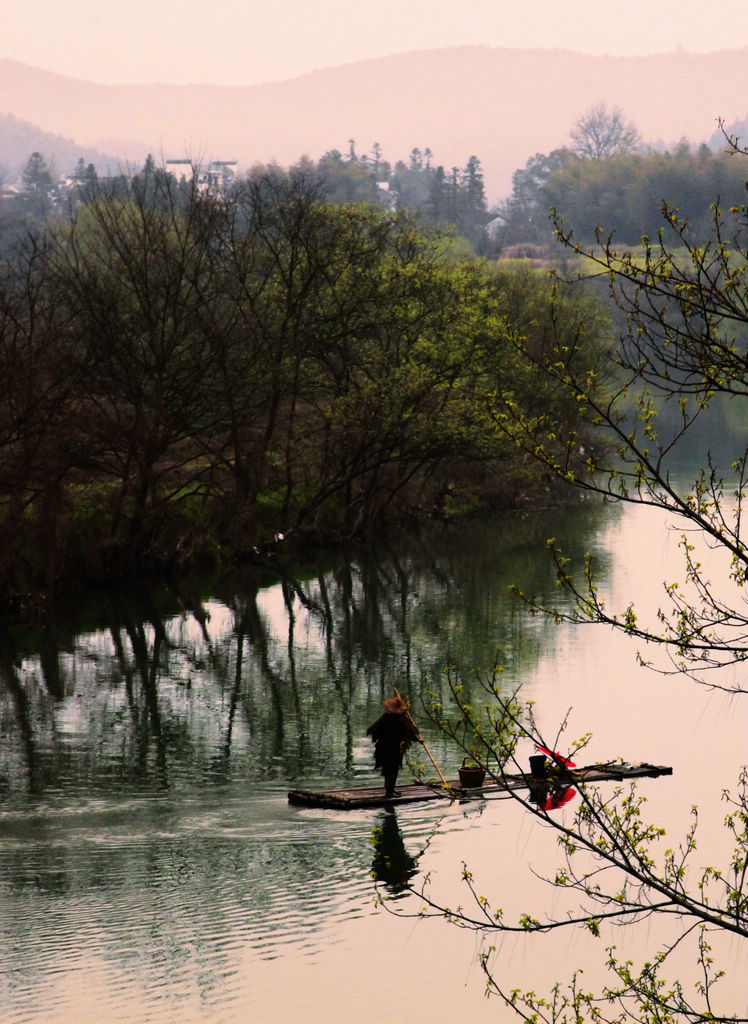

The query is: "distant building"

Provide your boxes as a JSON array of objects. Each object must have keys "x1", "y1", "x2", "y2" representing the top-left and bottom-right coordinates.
[
  {"x1": 166, "y1": 159, "x2": 238, "y2": 193},
  {"x1": 375, "y1": 180, "x2": 397, "y2": 211},
  {"x1": 0, "y1": 184, "x2": 22, "y2": 202}
]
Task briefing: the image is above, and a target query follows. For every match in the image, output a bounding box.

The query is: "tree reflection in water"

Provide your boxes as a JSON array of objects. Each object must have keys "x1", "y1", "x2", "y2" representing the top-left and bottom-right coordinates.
[
  {"x1": 0, "y1": 505, "x2": 612, "y2": 1024},
  {"x1": 0, "y1": 504, "x2": 606, "y2": 805}
]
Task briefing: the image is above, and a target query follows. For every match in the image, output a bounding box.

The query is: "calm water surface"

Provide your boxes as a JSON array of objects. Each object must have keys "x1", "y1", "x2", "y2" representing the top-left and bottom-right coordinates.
[{"x1": 0, "y1": 501, "x2": 746, "y2": 1023}]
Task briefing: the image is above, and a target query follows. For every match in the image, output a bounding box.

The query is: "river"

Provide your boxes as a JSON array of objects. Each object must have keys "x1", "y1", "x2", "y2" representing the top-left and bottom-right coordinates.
[{"x1": 0, "y1": 497, "x2": 746, "y2": 1023}]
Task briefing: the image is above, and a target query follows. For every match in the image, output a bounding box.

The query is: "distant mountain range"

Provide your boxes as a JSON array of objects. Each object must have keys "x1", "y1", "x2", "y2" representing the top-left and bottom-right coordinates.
[{"x1": 2, "y1": 47, "x2": 748, "y2": 200}]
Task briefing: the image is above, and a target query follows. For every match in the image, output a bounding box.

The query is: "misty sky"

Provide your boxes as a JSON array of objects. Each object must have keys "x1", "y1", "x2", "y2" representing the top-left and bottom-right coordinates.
[{"x1": 3, "y1": 0, "x2": 748, "y2": 86}]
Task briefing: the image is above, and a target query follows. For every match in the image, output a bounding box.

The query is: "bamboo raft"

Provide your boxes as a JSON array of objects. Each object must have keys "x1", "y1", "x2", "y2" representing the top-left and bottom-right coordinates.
[{"x1": 288, "y1": 761, "x2": 673, "y2": 810}]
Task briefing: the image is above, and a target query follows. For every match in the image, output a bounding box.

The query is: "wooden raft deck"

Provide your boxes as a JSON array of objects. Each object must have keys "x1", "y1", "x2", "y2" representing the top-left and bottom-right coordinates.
[{"x1": 288, "y1": 761, "x2": 673, "y2": 809}]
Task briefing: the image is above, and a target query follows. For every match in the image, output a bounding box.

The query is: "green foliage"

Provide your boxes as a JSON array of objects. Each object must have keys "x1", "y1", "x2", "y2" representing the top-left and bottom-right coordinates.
[
  {"x1": 494, "y1": 148, "x2": 571, "y2": 249},
  {"x1": 489, "y1": 165, "x2": 748, "y2": 692},
  {"x1": 385, "y1": 680, "x2": 747, "y2": 1023},
  {"x1": 545, "y1": 142, "x2": 748, "y2": 247},
  {"x1": 259, "y1": 146, "x2": 491, "y2": 250},
  {"x1": 0, "y1": 167, "x2": 611, "y2": 599},
  {"x1": 381, "y1": 127, "x2": 748, "y2": 1024},
  {"x1": 495, "y1": 140, "x2": 748, "y2": 251},
  {"x1": 418, "y1": 661, "x2": 523, "y2": 772},
  {"x1": 19, "y1": 150, "x2": 57, "y2": 216}
]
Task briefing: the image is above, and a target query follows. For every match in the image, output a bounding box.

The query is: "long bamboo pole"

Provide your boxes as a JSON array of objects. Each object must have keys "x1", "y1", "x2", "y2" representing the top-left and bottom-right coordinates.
[{"x1": 395, "y1": 688, "x2": 452, "y2": 792}]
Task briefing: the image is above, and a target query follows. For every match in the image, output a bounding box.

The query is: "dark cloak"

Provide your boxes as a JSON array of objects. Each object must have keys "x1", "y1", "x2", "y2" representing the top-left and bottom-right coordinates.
[{"x1": 366, "y1": 711, "x2": 421, "y2": 774}]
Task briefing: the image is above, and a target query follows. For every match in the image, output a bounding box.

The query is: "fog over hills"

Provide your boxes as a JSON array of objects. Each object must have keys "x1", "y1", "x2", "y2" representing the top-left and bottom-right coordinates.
[
  {"x1": 0, "y1": 114, "x2": 124, "y2": 179},
  {"x1": 2, "y1": 46, "x2": 748, "y2": 200}
]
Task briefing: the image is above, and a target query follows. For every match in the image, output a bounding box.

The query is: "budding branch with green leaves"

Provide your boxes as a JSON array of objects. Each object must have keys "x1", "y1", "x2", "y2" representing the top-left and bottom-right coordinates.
[
  {"x1": 384, "y1": 665, "x2": 747, "y2": 1022},
  {"x1": 379, "y1": 121, "x2": 748, "y2": 1023}
]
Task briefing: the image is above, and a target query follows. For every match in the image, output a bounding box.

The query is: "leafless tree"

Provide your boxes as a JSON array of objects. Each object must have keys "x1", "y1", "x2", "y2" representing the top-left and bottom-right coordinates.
[{"x1": 570, "y1": 103, "x2": 641, "y2": 159}]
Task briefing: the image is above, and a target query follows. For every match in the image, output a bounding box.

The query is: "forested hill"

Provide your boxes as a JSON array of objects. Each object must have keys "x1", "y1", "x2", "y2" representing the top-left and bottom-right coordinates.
[
  {"x1": 0, "y1": 114, "x2": 121, "y2": 180},
  {"x1": 2, "y1": 46, "x2": 748, "y2": 200}
]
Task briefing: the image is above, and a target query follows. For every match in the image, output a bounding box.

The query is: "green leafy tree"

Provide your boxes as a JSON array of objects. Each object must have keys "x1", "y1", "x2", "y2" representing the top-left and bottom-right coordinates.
[
  {"x1": 542, "y1": 142, "x2": 748, "y2": 246},
  {"x1": 72, "y1": 157, "x2": 87, "y2": 183},
  {"x1": 0, "y1": 159, "x2": 610, "y2": 597},
  {"x1": 45, "y1": 169, "x2": 226, "y2": 563},
  {"x1": 496, "y1": 137, "x2": 748, "y2": 250},
  {"x1": 492, "y1": 148, "x2": 573, "y2": 247},
  {"x1": 456, "y1": 154, "x2": 488, "y2": 247},
  {"x1": 216, "y1": 175, "x2": 553, "y2": 542},
  {"x1": 0, "y1": 232, "x2": 79, "y2": 591},
  {"x1": 314, "y1": 149, "x2": 376, "y2": 203},
  {"x1": 383, "y1": 124, "x2": 748, "y2": 1023},
  {"x1": 20, "y1": 151, "x2": 56, "y2": 215}
]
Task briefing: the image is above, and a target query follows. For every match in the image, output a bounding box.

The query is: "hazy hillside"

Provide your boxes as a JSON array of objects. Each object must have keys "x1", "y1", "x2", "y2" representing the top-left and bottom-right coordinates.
[
  {"x1": 2, "y1": 46, "x2": 748, "y2": 200},
  {"x1": 0, "y1": 114, "x2": 126, "y2": 180}
]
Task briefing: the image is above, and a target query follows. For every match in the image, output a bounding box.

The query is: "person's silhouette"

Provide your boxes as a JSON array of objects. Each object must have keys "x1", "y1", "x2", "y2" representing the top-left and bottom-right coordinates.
[
  {"x1": 370, "y1": 808, "x2": 419, "y2": 893},
  {"x1": 366, "y1": 695, "x2": 423, "y2": 798}
]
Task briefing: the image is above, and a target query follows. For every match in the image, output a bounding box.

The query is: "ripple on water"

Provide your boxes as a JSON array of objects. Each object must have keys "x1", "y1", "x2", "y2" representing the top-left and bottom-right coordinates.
[{"x1": 0, "y1": 785, "x2": 490, "y2": 1023}]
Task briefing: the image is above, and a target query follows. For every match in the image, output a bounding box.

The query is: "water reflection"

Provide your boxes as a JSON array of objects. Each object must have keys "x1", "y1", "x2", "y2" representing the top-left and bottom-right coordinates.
[
  {"x1": 527, "y1": 781, "x2": 578, "y2": 812},
  {"x1": 370, "y1": 808, "x2": 422, "y2": 894},
  {"x1": 0, "y1": 504, "x2": 610, "y2": 1023},
  {"x1": 0, "y1": 504, "x2": 606, "y2": 807},
  {"x1": 4, "y1": 499, "x2": 745, "y2": 1023},
  {"x1": 525, "y1": 750, "x2": 578, "y2": 812}
]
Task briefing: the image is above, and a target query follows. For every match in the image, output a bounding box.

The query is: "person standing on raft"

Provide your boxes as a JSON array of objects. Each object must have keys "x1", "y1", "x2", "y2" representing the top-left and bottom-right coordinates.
[{"x1": 366, "y1": 696, "x2": 424, "y2": 798}]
